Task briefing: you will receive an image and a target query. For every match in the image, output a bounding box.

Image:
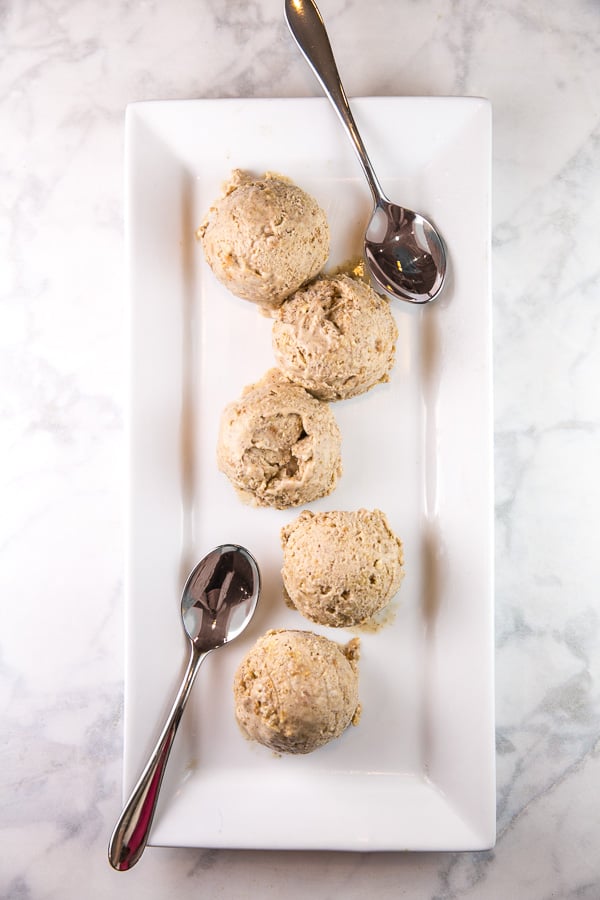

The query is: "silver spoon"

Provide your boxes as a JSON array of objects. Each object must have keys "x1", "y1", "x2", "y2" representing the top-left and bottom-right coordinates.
[
  {"x1": 108, "y1": 544, "x2": 260, "y2": 871},
  {"x1": 284, "y1": 0, "x2": 447, "y2": 304}
]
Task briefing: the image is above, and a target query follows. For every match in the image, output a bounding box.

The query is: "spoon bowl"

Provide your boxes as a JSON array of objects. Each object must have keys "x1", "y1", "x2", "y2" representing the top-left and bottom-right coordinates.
[
  {"x1": 109, "y1": 545, "x2": 260, "y2": 871},
  {"x1": 365, "y1": 199, "x2": 447, "y2": 303},
  {"x1": 285, "y1": 0, "x2": 447, "y2": 304},
  {"x1": 181, "y1": 543, "x2": 260, "y2": 650}
]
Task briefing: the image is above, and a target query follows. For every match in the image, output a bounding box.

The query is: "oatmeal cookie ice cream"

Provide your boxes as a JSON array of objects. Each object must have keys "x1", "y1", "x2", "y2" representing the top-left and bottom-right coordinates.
[
  {"x1": 272, "y1": 273, "x2": 398, "y2": 400},
  {"x1": 233, "y1": 629, "x2": 361, "y2": 754},
  {"x1": 281, "y1": 509, "x2": 404, "y2": 627},
  {"x1": 197, "y1": 170, "x2": 330, "y2": 311},
  {"x1": 216, "y1": 369, "x2": 342, "y2": 509}
]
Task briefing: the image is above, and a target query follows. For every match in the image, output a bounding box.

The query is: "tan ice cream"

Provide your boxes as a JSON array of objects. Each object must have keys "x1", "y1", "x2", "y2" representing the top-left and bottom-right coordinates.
[
  {"x1": 197, "y1": 170, "x2": 330, "y2": 310},
  {"x1": 272, "y1": 273, "x2": 398, "y2": 400},
  {"x1": 233, "y1": 629, "x2": 361, "y2": 754},
  {"x1": 217, "y1": 369, "x2": 342, "y2": 509},
  {"x1": 281, "y1": 509, "x2": 404, "y2": 627}
]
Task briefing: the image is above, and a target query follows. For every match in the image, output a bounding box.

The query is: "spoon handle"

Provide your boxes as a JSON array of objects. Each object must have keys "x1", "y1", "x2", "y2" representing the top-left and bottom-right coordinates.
[
  {"x1": 284, "y1": 0, "x2": 384, "y2": 202},
  {"x1": 108, "y1": 644, "x2": 205, "y2": 870}
]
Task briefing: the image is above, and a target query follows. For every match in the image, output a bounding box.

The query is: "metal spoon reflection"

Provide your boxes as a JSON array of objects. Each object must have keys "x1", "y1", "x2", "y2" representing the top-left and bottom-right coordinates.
[
  {"x1": 285, "y1": 0, "x2": 447, "y2": 304},
  {"x1": 108, "y1": 545, "x2": 260, "y2": 871}
]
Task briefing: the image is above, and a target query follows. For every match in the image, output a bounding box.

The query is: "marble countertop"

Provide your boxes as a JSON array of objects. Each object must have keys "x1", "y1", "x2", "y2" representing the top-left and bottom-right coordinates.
[{"x1": 2, "y1": 0, "x2": 599, "y2": 897}]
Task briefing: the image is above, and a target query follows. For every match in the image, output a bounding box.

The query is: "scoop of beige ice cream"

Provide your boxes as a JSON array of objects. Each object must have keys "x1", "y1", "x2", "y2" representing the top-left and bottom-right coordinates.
[
  {"x1": 281, "y1": 509, "x2": 404, "y2": 627},
  {"x1": 233, "y1": 629, "x2": 360, "y2": 754},
  {"x1": 272, "y1": 273, "x2": 398, "y2": 400},
  {"x1": 217, "y1": 369, "x2": 342, "y2": 509},
  {"x1": 197, "y1": 170, "x2": 330, "y2": 310}
]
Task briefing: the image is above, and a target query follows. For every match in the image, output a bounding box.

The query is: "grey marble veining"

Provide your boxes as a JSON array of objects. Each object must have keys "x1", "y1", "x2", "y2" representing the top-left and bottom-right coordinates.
[{"x1": 1, "y1": 0, "x2": 600, "y2": 897}]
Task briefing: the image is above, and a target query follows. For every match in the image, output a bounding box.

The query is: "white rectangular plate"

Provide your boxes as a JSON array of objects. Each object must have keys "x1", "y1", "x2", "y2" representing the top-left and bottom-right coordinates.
[{"x1": 125, "y1": 97, "x2": 494, "y2": 851}]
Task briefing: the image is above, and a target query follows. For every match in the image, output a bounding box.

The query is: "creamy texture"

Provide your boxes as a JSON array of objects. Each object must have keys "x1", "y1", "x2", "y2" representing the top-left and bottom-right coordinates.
[
  {"x1": 281, "y1": 509, "x2": 404, "y2": 627},
  {"x1": 272, "y1": 273, "x2": 398, "y2": 400},
  {"x1": 233, "y1": 629, "x2": 361, "y2": 754},
  {"x1": 197, "y1": 170, "x2": 329, "y2": 310},
  {"x1": 216, "y1": 369, "x2": 342, "y2": 508}
]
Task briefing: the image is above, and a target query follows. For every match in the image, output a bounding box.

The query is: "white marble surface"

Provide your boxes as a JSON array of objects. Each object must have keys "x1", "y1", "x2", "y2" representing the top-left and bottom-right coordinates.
[{"x1": 1, "y1": 0, "x2": 599, "y2": 896}]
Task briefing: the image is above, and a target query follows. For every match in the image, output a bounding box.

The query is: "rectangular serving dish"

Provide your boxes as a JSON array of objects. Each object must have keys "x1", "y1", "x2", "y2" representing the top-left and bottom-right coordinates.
[{"x1": 124, "y1": 96, "x2": 494, "y2": 851}]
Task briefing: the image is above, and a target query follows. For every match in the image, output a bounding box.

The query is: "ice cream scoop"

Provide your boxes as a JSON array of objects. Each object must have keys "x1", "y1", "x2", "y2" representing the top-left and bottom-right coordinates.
[
  {"x1": 285, "y1": 0, "x2": 447, "y2": 304},
  {"x1": 281, "y1": 509, "x2": 404, "y2": 627},
  {"x1": 198, "y1": 170, "x2": 330, "y2": 310},
  {"x1": 272, "y1": 273, "x2": 398, "y2": 401},
  {"x1": 234, "y1": 629, "x2": 361, "y2": 754},
  {"x1": 217, "y1": 368, "x2": 342, "y2": 509},
  {"x1": 108, "y1": 545, "x2": 260, "y2": 871}
]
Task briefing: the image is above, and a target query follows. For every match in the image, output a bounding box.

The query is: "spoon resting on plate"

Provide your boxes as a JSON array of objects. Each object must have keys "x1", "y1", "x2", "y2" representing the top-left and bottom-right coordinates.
[
  {"x1": 284, "y1": 0, "x2": 447, "y2": 304},
  {"x1": 108, "y1": 545, "x2": 260, "y2": 871}
]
